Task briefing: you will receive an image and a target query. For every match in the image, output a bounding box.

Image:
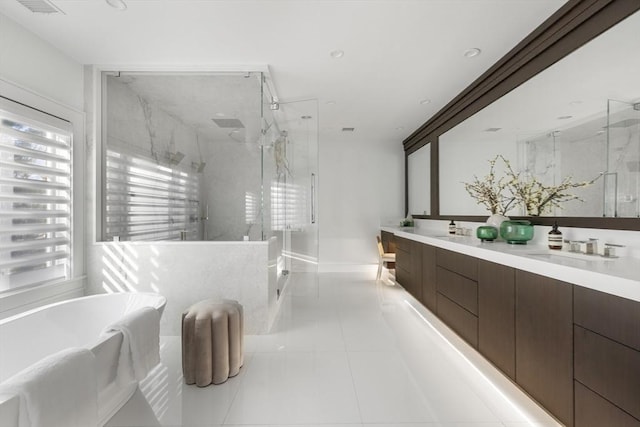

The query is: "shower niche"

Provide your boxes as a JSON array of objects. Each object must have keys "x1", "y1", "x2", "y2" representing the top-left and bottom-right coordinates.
[{"x1": 99, "y1": 71, "x2": 318, "y2": 251}]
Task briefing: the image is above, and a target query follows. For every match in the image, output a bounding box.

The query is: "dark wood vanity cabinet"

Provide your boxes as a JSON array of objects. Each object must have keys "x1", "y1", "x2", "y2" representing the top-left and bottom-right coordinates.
[
  {"x1": 573, "y1": 286, "x2": 640, "y2": 426},
  {"x1": 381, "y1": 230, "x2": 396, "y2": 254},
  {"x1": 435, "y1": 249, "x2": 479, "y2": 348},
  {"x1": 386, "y1": 231, "x2": 640, "y2": 427},
  {"x1": 477, "y1": 260, "x2": 515, "y2": 379},
  {"x1": 515, "y1": 270, "x2": 574, "y2": 427},
  {"x1": 395, "y1": 236, "x2": 422, "y2": 302},
  {"x1": 420, "y1": 244, "x2": 437, "y2": 312}
]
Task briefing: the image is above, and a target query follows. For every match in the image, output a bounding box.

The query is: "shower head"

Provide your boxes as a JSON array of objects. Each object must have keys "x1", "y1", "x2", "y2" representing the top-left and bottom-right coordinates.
[
  {"x1": 166, "y1": 151, "x2": 185, "y2": 165},
  {"x1": 192, "y1": 161, "x2": 206, "y2": 173}
]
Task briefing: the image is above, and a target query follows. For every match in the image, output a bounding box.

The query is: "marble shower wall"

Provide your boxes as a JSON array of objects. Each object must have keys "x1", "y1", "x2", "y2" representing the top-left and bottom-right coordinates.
[
  {"x1": 522, "y1": 104, "x2": 640, "y2": 217},
  {"x1": 201, "y1": 140, "x2": 262, "y2": 241},
  {"x1": 106, "y1": 76, "x2": 206, "y2": 239}
]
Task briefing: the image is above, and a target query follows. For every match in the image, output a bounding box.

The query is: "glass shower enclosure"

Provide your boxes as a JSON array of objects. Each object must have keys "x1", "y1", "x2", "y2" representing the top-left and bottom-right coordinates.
[{"x1": 100, "y1": 70, "x2": 318, "y2": 282}]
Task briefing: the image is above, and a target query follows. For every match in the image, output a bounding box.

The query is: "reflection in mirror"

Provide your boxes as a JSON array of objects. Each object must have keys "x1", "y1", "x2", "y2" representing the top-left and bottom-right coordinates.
[
  {"x1": 408, "y1": 144, "x2": 430, "y2": 215},
  {"x1": 439, "y1": 10, "x2": 640, "y2": 218}
]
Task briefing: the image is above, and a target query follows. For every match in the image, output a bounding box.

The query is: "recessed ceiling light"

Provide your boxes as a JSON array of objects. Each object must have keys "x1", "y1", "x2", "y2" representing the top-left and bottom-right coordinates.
[
  {"x1": 463, "y1": 48, "x2": 481, "y2": 58},
  {"x1": 419, "y1": 99, "x2": 431, "y2": 105},
  {"x1": 557, "y1": 115, "x2": 573, "y2": 120},
  {"x1": 215, "y1": 112, "x2": 226, "y2": 117},
  {"x1": 569, "y1": 100, "x2": 583, "y2": 106},
  {"x1": 330, "y1": 50, "x2": 345, "y2": 59},
  {"x1": 326, "y1": 100, "x2": 336, "y2": 105},
  {"x1": 395, "y1": 127, "x2": 405, "y2": 131},
  {"x1": 106, "y1": 0, "x2": 127, "y2": 10}
]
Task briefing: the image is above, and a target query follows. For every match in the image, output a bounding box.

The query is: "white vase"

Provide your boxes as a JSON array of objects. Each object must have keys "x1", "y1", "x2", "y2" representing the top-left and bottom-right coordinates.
[{"x1": 486, "y1": 214, "x2": 509, "y2": 238}]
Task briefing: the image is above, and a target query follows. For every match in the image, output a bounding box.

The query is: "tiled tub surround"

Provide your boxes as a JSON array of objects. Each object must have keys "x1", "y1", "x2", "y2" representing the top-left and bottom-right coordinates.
[
  {"x1": 383, "y1": 221, "x2": 640, "y2": 303},
  {"x1": 86, "y1": 238, "x2": 279, "y2": 335}
]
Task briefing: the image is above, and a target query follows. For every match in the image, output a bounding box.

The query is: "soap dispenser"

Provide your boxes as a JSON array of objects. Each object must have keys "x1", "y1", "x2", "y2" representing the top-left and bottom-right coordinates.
[
  {"x1": 448, "y1": 220, "x2": 456, "y2": 235},
  {"x1": 548, "y1": 222, "x2": 563, "y2": 250}
]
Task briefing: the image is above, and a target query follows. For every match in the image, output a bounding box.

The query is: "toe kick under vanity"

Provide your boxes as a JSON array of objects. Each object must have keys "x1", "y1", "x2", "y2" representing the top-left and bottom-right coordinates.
[{"x1": 381, "y1": 227, "x2": 640, "y2": 427}]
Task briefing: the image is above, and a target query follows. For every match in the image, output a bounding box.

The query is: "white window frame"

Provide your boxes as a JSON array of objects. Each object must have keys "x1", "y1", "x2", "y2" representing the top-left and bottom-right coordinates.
[{"x1": 0, "y1": 79, "x2": 85, "y2": 317}]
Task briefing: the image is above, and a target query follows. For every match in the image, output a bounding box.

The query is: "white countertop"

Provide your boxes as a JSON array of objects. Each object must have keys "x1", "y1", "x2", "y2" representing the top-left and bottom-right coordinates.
[{"x1": 382, "y1": 226, "x2": 640, "y2": 303}]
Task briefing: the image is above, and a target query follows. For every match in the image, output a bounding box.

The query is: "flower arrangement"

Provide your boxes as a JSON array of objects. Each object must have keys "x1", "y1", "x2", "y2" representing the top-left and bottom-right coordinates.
[
  {"x1": 463, "y1": 155, "x2": 517, "y2": 215},
  {"x1": 464, "y1": 155, "x2": 601, "y2": 216}
]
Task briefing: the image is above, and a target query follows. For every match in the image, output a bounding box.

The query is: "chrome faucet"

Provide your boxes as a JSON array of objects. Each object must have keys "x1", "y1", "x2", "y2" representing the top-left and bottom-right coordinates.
[{"x1": 604, "y1": 243, "x2": 625, "y2": 258}]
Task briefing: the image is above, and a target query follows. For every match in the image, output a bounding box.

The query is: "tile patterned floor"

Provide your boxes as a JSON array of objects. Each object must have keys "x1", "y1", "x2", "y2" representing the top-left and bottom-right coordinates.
[{"x1": 106, "y1": 272, "x2": 561, "y2": 427}]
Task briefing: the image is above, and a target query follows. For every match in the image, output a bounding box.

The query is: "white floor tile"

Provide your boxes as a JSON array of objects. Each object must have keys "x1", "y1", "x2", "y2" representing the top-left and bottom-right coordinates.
[
  {"x1": 108, "y1": 271, "x2": 560, "y2": 427},
  {"x1": 223, "y1": 351, "x2": 361, "y2": 424}
]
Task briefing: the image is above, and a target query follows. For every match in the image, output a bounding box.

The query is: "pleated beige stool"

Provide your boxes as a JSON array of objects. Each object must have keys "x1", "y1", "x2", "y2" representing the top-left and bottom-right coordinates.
[{"x1": 181, "y1": 299, "x2": 244, "y2": 386}]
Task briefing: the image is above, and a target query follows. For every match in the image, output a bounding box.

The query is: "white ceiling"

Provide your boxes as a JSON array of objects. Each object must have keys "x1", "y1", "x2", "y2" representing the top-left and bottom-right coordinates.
[{"x1": 0, "y1": 0, "x2": 566, "y2": 146}]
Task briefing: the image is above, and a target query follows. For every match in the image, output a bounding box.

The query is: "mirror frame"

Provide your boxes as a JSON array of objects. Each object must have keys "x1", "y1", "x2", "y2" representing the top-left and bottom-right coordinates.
[{"x1": 403, "y1": 0, "x2": 640, "y2": 231}]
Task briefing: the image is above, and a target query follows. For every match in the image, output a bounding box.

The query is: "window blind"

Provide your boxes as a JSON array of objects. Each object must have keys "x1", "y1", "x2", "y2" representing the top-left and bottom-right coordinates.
[
  {"x1": 104, "y1": 147, "x2": 200, "y2": 241},
  {"x1": 271, "y1": 181, "x2": 306, "y2": 231},
  {"x1": 0, "y1": 108, "x2": 72, "y2": 292}
]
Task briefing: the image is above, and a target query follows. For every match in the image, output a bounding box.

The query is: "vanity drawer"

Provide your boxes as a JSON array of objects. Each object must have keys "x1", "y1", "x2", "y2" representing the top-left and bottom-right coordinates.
[
  {"x1": 436, "y1": 293, "x2": 478, "y2": 348},
  {"x1": 436, "y1": 249, "x2": 477, "y2": 281},
  {"x1": 574, "y1": 285, "x2": 640, "y2": 351},
  {"x1": 436, "y1": 266, "x2": 478, "y2": 315},
  {"x1": 574, "y1": 325, "x2": 640, "y2": 420},
  {"x1": 575, "y1": 381, "x2": 640, "y2": 427}
]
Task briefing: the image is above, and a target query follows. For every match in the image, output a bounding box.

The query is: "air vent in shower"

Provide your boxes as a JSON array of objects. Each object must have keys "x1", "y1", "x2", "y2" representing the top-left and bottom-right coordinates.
[
  {"x1": 212, "y1": 118, "x2": 245, "y2": 129},
  {"x1": 16, "y1": 0, "x2": 63, "y2": 13}
]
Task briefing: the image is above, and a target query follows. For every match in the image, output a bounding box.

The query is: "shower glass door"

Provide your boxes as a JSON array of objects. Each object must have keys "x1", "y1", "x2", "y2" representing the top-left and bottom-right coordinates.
[{"x1": 261, "y1": 85, "x2": 318, "y2": 291}]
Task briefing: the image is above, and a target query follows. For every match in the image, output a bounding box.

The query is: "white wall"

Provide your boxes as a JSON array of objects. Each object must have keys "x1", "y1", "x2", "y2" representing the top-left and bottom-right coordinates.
[
  {"x1": 0, "y1": 13, "x2": 86, "y2": 318},
  {"x1": 319, "y1": 138, "x2": 404, "y2": 271},
  {"x1": 0, "y1": 12, "x2": 83, "y2": 111}
]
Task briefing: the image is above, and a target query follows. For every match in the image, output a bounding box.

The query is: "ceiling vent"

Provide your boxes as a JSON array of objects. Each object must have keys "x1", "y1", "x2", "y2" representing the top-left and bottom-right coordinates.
[
  {"x1": 212, "y1": 118, "x2": 245, "y2": 129},
  {"x1": 16, "y1": 0, "x2": 63, "y2": 13},
  {"x1": 342, "y1": 127, "x2": 355, "y2": 132}
]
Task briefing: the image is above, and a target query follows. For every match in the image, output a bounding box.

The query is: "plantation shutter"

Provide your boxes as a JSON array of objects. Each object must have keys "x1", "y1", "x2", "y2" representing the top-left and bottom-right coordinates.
[
  {"x1": 0, "y1": 103, "x2": 72, "y2": 291},
  {"x1": 104, "y1": 146, "x2": 200, "y2": 241}
]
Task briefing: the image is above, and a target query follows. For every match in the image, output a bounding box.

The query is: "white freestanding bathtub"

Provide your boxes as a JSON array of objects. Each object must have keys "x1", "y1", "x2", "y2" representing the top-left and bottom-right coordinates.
[{"x1": 0, "y1": 292, "x2": 166, "y2": 426}]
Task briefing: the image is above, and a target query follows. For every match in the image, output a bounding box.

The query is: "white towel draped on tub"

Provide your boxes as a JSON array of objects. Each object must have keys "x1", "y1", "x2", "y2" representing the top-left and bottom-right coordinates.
[
  {"x1": 0, "y1": 347, "x2": 98, "y2": 427},
  {"x1": 105, "y1": 306, "x2": 161, "y2": 382}
]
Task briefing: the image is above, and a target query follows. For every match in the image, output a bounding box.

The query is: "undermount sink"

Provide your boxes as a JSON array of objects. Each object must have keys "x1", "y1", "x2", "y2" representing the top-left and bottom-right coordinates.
[{"x1": 526, "y1": 251, "x2": 614, "y2": 262}]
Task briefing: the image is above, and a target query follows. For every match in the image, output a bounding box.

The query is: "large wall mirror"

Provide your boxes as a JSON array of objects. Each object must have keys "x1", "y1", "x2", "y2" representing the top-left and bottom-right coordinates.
[
  {"x1": 405, "y1": 1, "x2": 640, "y2": 229},
  {"x1": 440, "y1": 9, "x2": 639, "y2": 218}
]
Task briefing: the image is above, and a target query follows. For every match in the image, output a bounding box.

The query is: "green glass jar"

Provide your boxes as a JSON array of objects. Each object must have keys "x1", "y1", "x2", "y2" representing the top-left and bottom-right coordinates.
[
  {"x1": 500, "y1": 220, "x2": 534, "y2": 244},
  {"x1": 476, "y1": 226, "x2": 498, "y2": 242}
]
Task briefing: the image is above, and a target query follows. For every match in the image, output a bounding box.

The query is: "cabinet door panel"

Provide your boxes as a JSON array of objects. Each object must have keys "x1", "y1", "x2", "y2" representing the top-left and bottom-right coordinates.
[
  {"x1": 436, "y1": 249, "x2": 478, "y2": 281},
  {"x1": 575, "y1": 381, "x2": 640, "y2": 427},
  {"x1": 478, "y1": 260, "x2": 515, "y2": 379},
  {"x1": 436, "y1": 267, "x2": 478, "y2": 315},
  {"x1": 574, "y1": 325, "x2": 640, "y2": 420},
  {"x1": 421, "y1": 243, "x2": 437, "y2": 312},
  {"x1": 437, "y1": 293, "x2": 478, "y2": 348},
  {"x1": 516, "y1": 271, "x2": 573, "y2": 427},
  {"x1": 574, "y1": 285, "x2": 640, "y2": 351},
  {"x1": 381, "y1": 230, "x2": 397, "y2": 254}
]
